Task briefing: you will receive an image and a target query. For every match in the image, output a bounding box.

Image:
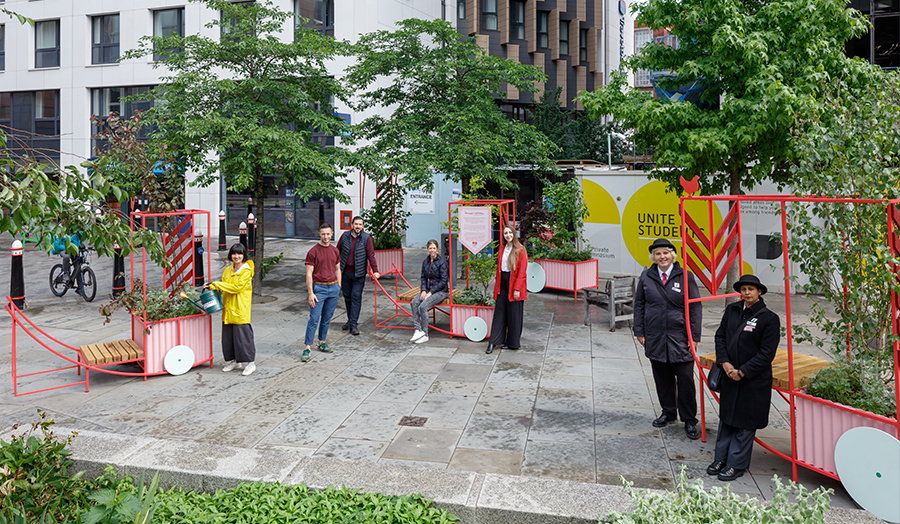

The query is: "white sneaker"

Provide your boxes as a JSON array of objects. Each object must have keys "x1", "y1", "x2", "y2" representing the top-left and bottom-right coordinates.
[
  {"x1": 241, "y1": 362, "x2": 256, "y2": 376},
  {"x1": 222, "y1": 361, "x2": 237, "y2": 372},
  {"x1": 414, "y1": 335, "x2": 428, "y2": 344},
  {"x1": 410, "y1": 330, "x2": 425, "y2": 342}
]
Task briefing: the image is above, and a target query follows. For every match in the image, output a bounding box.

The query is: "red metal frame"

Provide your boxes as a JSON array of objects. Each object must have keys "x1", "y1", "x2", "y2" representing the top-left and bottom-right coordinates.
[
  {"x1": 680, "y1": 194, "x2": 900, "y2": 483},
  {"x1": 371, "y1": 199, "x2": 515, "y2": 338}
]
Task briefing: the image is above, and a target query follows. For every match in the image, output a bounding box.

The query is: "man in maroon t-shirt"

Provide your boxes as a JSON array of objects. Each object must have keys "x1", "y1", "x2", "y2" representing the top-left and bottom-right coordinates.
[{"x1": 303, "y1": 223, "x2": 341, "y2": 363}]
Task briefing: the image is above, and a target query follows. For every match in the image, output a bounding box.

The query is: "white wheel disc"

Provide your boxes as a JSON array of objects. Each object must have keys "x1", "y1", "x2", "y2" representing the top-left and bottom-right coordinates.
[
  {"x1": 464, "y1": 316, "x2": 488, "y2": 342},
  {"x1": 834, "y1": 426, "x2": 900, "y2": 523},
  {"x1": 164, "y1": 345, "x2": 194, "y2": 376},
  {"x1": 526, "y1": 262, "x2": 546, "y2": 293}
]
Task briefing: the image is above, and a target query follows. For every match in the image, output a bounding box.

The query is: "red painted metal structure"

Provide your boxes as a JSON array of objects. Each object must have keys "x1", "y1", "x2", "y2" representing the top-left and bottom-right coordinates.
[
  {"x1": 680, "y1": 194, "x2": 900, "y2": 483},
  {"x1": 5, "y1": 209, "x2": 215, "y2": 396},
  {"x1": 373, "y1": 199, "x2": 515, "y2": 338}
]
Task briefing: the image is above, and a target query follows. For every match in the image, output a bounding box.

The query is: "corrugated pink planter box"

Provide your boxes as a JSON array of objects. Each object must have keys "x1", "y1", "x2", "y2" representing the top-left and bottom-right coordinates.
[
  {"x1": 132, "y1": 313, "x2": 213, "y2": 375},
  {"x1": 451, "y1": 304, "x2": 494, "y2": 338},
  {"x1": 795, "y1": 393, "x2": 898, "y2": 476},
  {"x1": 374, "y1": 249, "x2": 404, "y2": 277},
  {"x1": 535, "y1": 258, "x2": 599, "y2": 298}
]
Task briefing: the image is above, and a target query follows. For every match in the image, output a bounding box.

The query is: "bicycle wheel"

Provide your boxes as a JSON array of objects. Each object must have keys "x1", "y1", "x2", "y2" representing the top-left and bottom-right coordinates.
[
  {"x1": 49, "y1": 264, "x2": 69, "y2": 297},
  {"x1": 80, "y1": 266, "x2": 97, "y2": 302}
]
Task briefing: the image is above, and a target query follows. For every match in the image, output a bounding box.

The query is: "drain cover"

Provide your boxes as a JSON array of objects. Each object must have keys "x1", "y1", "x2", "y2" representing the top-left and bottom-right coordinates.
[{"x1": 398, "y1": 416, "x2": 427, "y2": 427}]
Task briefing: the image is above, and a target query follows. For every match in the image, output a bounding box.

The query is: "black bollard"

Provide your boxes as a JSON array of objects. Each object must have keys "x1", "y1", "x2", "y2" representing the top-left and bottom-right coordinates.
[
  {"x1": 112, "y1": 242, "x2": 126, "y2": 298},
  {"x1": 318, "y1": 198, "x2": 325, "y2": 228},
  {"x1": 217, "y1": 210, "x2": 227, "y2": 251},
  {"x1": 247, "y1": 197, "x2": 253, "y2": 217},
  {"x1": 247, "y1": 213, "x2": 256, "y2": 257},
  {"x1": 193, "y1": 229, "x2": 205, "y2": 287},
  {"x1": 239, "y1": 222, "x2": 247, "y2": 251},
  {"x1": 10, "y1": 240, "x2": 25, "y2": 309}
]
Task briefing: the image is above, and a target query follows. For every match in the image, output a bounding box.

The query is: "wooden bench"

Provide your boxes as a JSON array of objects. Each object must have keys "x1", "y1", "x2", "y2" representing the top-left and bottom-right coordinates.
[
  {"x1": 699, "y1": 349, "x2": 831, "y2": 390},
  {"x1": 79, "y1": 339, "x2": 144, "y2": 366},
  {"x1": 397, "y1": 287, "x2": 459, "y2": 304},
  {"x1": 584, "y1": 276, "x2": 636, "y2": 331}
]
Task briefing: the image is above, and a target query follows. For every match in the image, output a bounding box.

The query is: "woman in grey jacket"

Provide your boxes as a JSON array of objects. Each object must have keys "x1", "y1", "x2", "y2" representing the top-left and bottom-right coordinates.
[
  {"x1": 409, "y1": 239, "x2": 449, "y2": 344},
  {"x1": 633, "y1": 238, "x2": 703, "y2": 440}
]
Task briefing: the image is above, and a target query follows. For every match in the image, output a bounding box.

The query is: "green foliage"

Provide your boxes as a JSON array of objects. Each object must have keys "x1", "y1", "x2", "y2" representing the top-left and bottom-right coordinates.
[
  {"x1": 99, "y1": 279, "x2": 200, "y2": 329},
  {"x1": 788, "y1": 71, "x2": 900, "y2": 416},
  {"x1": 260, "y1": 251, "x2": 285, "y2": 281},
  {"x1": 123, "y1": 0, "x2": 358, "y2": 287},
  {"x1": 532, "y1": 87, "x2": 628, "y2": 162},
  {"x1": 526, "y1": 178, "x2": 593, "y2": 261},
  {"x1": 87, "y1": 112, "x2": 185, "y2": 214},
  {"x1": 346, "y1": 18, "x2": 558, "y2": 192},
  {"x1": 459, "y1": 243, "x2": 498, "y2": 305},
  {"x1": 581, "y1": 0, "x2": 875, "y2": 197},
  {"x1": 81, "y1": 472, "x2": 160, "y2": 524},
  {"x1": 607, "y1": 466, "x2": 832, "y2": 523},
  {"x1": 0, "y1": 411, "x2": 87, "y2": 523},
  {"x1": 362, "y1": 181, "x2": 408, "y2": 250}
]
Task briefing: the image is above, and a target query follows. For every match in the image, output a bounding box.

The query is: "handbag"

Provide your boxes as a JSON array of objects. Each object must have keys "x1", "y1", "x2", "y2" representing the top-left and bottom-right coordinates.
[{"x1": 707, "y1": 364, "x2": 724, "y2": 392}]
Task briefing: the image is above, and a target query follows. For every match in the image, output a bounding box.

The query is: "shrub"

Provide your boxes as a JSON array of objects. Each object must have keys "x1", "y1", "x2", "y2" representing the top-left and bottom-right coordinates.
[
  {"x1": 607, "y1": 466, "x2": 832, "y2": 524},
  {"x1": 99, "y1": 279, "x2": 200, "y2": 327}
]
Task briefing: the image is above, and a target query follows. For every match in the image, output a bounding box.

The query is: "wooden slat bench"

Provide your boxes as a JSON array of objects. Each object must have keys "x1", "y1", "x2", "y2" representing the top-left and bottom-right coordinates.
[
  {"x1": 699, "y1": 349, "x2": 831, "y2": 390},
  {"x1": 584, "y1": 276, "x2": 636, "y2": 332},
  {"x1": 79, "y1": 339, "x2": 144, "y2": 366},
  {"x1": 397, "y1": 287, "x2": 460, "y2": 304}
]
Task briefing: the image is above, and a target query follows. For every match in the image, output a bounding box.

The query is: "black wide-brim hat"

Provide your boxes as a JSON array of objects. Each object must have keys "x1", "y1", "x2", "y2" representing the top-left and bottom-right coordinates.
[
  {"x1": 648, "y1": 238, "x2": 677, "y2": 253},
  {"x1": 733, "y1": 274, "x2": 767, "y2": 295}
]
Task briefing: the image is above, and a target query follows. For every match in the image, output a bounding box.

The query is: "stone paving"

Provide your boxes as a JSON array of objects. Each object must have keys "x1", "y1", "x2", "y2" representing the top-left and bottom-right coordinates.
[{"x1": 0, "y1": 234, "x2": 865, "y2": 513}]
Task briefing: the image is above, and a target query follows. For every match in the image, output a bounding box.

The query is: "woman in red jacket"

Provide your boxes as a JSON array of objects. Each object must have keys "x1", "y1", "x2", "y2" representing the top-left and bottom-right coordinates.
[{"x1": 486, "y1": 225, "x2": 528, "y2": 354}]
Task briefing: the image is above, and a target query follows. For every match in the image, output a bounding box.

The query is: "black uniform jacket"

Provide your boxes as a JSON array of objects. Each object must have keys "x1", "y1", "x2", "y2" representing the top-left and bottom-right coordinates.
[
  {"x1": 714, "y1": 298, "x2": 780, "y2": 429},
  {"x1": 633, "y1": 262, "x2": 702, "y2": 364}
]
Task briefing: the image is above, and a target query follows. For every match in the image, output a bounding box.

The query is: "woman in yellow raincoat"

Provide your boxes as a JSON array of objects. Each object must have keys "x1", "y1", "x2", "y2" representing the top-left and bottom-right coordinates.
[{"x1": 206, "y1": 243, "x2": 257, "y2": 376}]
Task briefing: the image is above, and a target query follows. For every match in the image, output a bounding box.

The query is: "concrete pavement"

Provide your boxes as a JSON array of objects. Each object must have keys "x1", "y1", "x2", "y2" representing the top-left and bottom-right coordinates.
[{"x1": 0, "y1": 234, "x2": 883, "y2": 523}]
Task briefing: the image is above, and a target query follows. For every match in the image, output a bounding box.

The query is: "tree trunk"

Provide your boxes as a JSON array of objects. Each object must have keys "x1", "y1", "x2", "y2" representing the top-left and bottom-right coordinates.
[
  {"x1": 253, "y1": 173, "x2": 266, "y2": 296},
  {"x1": 725, "y1": 169, "x2": 742, "y2": 303}
]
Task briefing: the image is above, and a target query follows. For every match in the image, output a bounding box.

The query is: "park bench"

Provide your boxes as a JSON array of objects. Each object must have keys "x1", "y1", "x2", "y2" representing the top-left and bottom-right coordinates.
[
  {"x1": 79, "y1": 339, "x2": 144, "y2": 366},
  {"x1": 698, "y1": 350, "x2": 831, "y2": 390},
  {"x1": 583, "y1": 276, "x2": 636, "y2": 331},
  {"x1": 396, "y1": 287, "x2": 459, "y2": 304}
]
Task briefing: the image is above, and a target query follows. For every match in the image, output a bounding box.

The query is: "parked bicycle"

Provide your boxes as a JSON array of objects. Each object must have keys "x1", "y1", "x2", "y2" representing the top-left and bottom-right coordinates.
[{"x1": 49, "y1": 244, "x2": 97, "y2": 302}]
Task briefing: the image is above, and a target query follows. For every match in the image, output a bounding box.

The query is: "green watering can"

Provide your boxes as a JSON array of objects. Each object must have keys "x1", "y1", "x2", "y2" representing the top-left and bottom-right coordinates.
[{"x1": 181, "y1": 289, "x2": 224, "y2": 315}]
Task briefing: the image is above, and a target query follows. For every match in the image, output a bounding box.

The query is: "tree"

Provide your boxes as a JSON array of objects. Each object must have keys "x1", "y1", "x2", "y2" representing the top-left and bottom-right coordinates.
[
  {"x1": 531, "y1": 87, "x2": 628, "y2": 163},
  {"x1": 1, "y1": 10, "x2": 165, "y2": 265},
  {"x1": 345, "y1": 18, "x2": 558, "y2": 194},
  {"x1": 124, "y1": 0, "x2": 356, "y2": 290},
  {"x1": 581, "y1": 0, "x2": 873, "y2": 197}
]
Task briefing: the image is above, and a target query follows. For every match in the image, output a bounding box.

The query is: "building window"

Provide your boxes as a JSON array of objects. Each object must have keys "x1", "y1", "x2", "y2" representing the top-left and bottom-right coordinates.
[
  {"x1": 222, "y1": 1, "x2": 256, "y2": 41},
  {"x1": 442, "y1": 0, "x2": 446, "y2": 20},
  {"x1": 91, "y1": 86, "x2": 156, "y2": 152},
  {"x1": 0, "y1": 93, "x2": 10, "y2": 128},
  {"x1": 35, "y1": 20, "x2": 60, "y2": 68},
  {"x1": 559, "y1": 20, "x2": 569, "y2": 55},
  {"x1": 0, "y1": 25, "x2": 5, "y2": 71},
  {"x1": 92, "y1": 14, "x2": 120, "y2": 64},
  {"x1": 511, "y1": 1, "x2": 525, "y2": 40},
  {"x1": 634, "y1": 29, "x2": 651, "y2": 87},
  {"x1": 35, "y1": 91, "x2": 59, "y2": 137},
  {"x1": 537, "y1": 12, "x2": 549, "y2": 48},
  {"x1": 458, "y1": 0, "x2": 465, "y2": 19},
  {"x1": 153, "y1": 8, "x2": 184, "y2": 61},
  {"x1": 580, "y1": 28, "x2": 588, "y2": 62},
  {"x1": 2, "y1": 91, "x2": 61, "y2": 164},
  {"x1": 295, "y1": 0, "x2": 333, "y2": 34},
  {"x1": 482, "y1": 0, "x2": 498, "y2": 31}
]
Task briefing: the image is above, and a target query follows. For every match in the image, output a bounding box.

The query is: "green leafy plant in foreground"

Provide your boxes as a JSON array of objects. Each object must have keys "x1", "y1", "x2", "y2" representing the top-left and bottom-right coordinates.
[
  {"x1": 99, "y1": 279, "x2": 200, "y2": 330},
  {"x1": 607, "y1": 466, "x2": 832, "y2": 524}
]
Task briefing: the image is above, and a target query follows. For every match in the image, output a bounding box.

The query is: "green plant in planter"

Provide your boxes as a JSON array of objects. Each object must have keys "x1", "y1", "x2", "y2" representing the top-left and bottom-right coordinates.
[
  {"x1": 787, "y1": 72, "x2": 900, "y2": 417},
  {"x1": 361, "y1": 181, "x2": 409, "y2": 250},
  {"x1": 455, "y1": 242, "x2": 497, "y2": 307},
  {"x1": 528, "y1": 178, "x2": 593, "y2": 261},
  {"x1": 99, "y1": 279, "x2": 201, "y2": 330},
  {"x1": 607, "y1": 466, "x2": 832, "y2": 523}
]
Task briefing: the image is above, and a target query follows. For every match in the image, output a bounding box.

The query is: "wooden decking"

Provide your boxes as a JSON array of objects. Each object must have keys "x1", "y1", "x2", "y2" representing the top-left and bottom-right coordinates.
[
  {"x1": 699, "y1": 349, "x2": 831, "y2": 390},
  {"x1": 397, "y1": 287, "x2": 459, "y2": 305},
  {"x1": 79, "y1": 339, "x2": 144, "y2": 366}
]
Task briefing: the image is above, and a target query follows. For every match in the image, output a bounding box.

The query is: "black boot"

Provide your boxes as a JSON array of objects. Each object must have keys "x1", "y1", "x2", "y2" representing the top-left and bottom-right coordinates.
[{"x1": 485, "y1": 344, "x2": 494, "y2": 354}]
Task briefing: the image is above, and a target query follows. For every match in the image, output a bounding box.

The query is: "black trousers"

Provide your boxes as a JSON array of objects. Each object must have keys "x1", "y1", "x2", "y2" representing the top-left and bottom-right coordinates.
[
  {"x1": 489, "y1": 272, "x2": 523, "y2": 347},
  {"x1": 341, "y1": 272, "x2": 366, "y2": 327},
  {"x1": 222, "y1": 323, "x2": 256, "y2": 363},
  {"x1": 714, "y1": 420, "x2": 757, "y2": 470},
  {"x1": 650, "y1": 359, "x2": 698, "y2": 424}
]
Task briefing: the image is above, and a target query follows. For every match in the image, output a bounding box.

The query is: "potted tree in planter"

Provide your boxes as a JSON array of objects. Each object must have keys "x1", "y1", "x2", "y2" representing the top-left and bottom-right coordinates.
[
  {"x1": 450, "y1": 242, "x2": 497, "y2": 335},
  {"x1": 526, "y1": 178, "x2": 598, "y2": 298},
  {"x1": 362, "y1": 179, "x2": 409, "y2": 278},
  {"x1": 787, "y1": 74, "x2": 899, "y2": 476}
]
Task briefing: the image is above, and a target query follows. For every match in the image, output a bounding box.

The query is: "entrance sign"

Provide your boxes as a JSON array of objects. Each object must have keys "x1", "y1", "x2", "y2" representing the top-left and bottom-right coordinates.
[
  {"x1": 408, "y1": 189, "x2": 435, "y2": 214},
  {"x1": 459, "y1": 206, "x2": 492, "y2": 254}
]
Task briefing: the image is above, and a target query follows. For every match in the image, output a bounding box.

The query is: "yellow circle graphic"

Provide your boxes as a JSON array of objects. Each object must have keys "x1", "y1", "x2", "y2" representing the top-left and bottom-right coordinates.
[
  {"x1": 622, "y1": 181, "x2": 724, "y2": 268},
  {"x1": 583, "y1": 179, "x2": 621, "y2": 224}
]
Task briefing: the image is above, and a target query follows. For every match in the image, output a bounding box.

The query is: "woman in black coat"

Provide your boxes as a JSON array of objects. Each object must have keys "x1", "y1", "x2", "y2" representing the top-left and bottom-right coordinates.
[
  {"x1": 707, "y1": 274, "x2": 780, "y2": 481},
  {"x1": 633, "y1": 238, "x2": 703, "y2": 440}
]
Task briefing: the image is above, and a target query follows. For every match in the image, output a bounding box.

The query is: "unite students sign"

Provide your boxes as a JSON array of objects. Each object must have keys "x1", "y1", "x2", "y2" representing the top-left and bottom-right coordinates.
[{"x1": 458, "y1": 207, "x2": 492, "y2": 254}]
